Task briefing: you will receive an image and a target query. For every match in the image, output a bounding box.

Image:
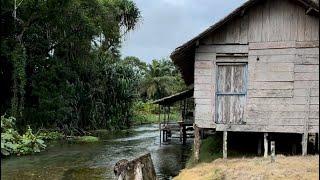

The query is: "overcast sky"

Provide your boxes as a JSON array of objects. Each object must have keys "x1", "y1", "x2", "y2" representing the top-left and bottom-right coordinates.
[{"x1": 121, "y1": 0, "x2": 247, "y2": 63}]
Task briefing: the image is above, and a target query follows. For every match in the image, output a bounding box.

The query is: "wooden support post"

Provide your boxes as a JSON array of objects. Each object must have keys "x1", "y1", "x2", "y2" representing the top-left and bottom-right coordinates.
[
  {"x1": 193, "y1": 124, "x2": 201, "y2": 162},
  {"x1": 258, "y1": 138, "x2": 262, "y2": 156},
  {"x1": 270, "y1": 141, "x2": 275, "y2": 163},
  {"x1": 223, "y1": 131, "x2": 228, "y2": 159},
  {"x1": 264, "y1": 133, "x2": 268, "y2": 158},
  {"x1": 159, "y1": 105, "x2": 161, "y2": 146},
  {"x1": 182, "y1": 125, "x2": 186, "y2": 145},
  {"x1": 179, "y1": 123, "x2": 182, "y2": 142},
  {"x1": 292, "y1": 143, "x2": 297, "y2": 155},
  {"x1": 167, "y1": 106, "x2": 170, "y2": 122},
  {"x1": 316, "y1": 133, "x2": 319, "y2": 153},
  {"x1": 302, "y1": 88, "x2": 311, "y2": 156},
  {"x1": 302, "y1": 133, "x2": 308, "y2": 156}
]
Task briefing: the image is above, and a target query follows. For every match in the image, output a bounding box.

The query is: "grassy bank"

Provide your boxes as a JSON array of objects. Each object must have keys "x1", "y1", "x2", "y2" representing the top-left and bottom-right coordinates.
[
  {"x1": 133, "y1": 112, "x2": 181, "y2": 125},
  {"x1": 174, "y1": 155, "x2": 319, "y2": 180}
]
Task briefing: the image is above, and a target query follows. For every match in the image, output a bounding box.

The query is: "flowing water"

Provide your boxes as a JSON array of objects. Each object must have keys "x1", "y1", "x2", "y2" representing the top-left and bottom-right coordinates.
[{"x1": 1, "y1": 124, "x2": 192, "y2": 180}]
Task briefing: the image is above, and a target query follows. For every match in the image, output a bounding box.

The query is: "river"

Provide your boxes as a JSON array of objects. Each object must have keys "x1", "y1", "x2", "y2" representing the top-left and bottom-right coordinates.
[{"x1": 1, "y1": 124, "x2": 192, "y2": 180}]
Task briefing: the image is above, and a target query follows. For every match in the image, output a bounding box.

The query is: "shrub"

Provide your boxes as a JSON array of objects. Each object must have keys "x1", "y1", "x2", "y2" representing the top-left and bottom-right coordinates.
[
  {"x1": 38, "y1": 131, "x2": 64, "y2": 140},
  {"x1": 1, "y1": 115, "x2": 46, "y2": 156}
]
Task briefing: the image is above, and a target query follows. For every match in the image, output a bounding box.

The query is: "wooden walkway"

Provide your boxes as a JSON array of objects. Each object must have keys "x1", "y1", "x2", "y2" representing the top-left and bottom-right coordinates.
[{"x1": 160, "y1": 121, "x2": 194, "y2": 145}]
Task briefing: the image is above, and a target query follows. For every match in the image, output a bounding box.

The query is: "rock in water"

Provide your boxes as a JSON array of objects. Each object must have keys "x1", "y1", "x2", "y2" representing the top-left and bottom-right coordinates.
[{"x1": 114, "y1": 153, "x2": 157, "y2": 180}]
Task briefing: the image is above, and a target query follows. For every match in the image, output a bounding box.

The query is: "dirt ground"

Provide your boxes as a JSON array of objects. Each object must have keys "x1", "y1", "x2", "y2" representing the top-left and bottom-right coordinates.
[{"x1": 174, "y1": 155, "x2": 319, "y2": 180}]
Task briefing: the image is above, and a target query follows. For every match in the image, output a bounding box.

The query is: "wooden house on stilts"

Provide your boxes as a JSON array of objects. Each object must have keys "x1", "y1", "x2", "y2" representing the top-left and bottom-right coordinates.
[{"x1": 169, "y1": 0, "x2": 319, "y2": 157}]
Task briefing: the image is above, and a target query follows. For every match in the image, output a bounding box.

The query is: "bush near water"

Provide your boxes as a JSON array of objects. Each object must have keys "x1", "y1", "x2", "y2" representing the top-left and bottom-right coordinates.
[{"x1": 1, "y1": 115, "x2": 46, "y2": 156}]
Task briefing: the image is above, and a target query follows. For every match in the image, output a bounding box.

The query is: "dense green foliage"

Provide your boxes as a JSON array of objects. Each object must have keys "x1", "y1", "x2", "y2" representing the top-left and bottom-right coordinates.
[
  {"x1": 1, "y1": 115, "x2": 46, "y2": 156},
  {"x1": 1, "y1": 0, "x2": 186, "y2": 139},
  {"x1": 0, "y1": 0, "x2": 141, "y2": 133},
  {"x1": 122, "y1": 57, "x2": 186, "y2": 124},
  {"x1": 140, "y1": 59, "x2": 186, "y2": 100}
]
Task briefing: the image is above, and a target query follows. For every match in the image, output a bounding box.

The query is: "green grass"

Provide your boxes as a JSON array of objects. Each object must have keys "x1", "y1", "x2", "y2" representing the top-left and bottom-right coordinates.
[
  {"x1": 72, "y1": 136, "x2": 99, "y2": 143},
  {"x1": 186, "y1": 134, "x2": 254, "y2": 168},
  {"x1": 132, "y1": 112, "x2": 181, "y2": 125},
  {"x1": 186, "y1": 136, "x2": 223, "y2": 168}
]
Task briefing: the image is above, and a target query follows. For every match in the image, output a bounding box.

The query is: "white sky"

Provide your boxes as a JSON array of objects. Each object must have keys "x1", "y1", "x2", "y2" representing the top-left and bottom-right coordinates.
[{"x1": 121, "y1": 0, "x2": 247, "y2": 63}]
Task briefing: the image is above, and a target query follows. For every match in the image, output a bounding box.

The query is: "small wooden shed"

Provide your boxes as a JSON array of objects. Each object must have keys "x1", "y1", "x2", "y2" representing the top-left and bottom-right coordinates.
[{"x1": 170, "y1": 0, "x2": 319, "y2": 157}]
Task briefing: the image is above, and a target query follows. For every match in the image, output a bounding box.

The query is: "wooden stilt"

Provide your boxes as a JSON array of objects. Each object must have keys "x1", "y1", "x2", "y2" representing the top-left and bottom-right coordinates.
[
  {"x1": 264, "y1": 133, "x2": 268, "y2": 158},
  {"x1": 194, "y1": 124, "x2": 201, "y2": 162},
  {"x1": 292, "y1": 143, "x2": 297, "y2": 155},
  {"x1": 182, "y1": 125, "x2": 186, "y2": 145},
  {"x1": 159, "y1": 105, "x2": 161, "y2": 146},
  {"x1": 302, "y1": 133, "x2": 308, "y2": 156},
  {"x1": 270, "y1": 141, "x2": 275, "y2": 163},
  {"x1": 317, "y1": 133, "x2": 319, "y2": 153},
  {"x1": 302, "y1": 88, "x2": 311, "y2": 156},
  {"x1": 179, "y1": 124, "x2": 182, "y2": 142},
  {"x1": 258, "y1": 138, "x2": 262, "y2": 156},
  {"x1": 223, "y1": 131, "x2": 228, "y2": 159}
]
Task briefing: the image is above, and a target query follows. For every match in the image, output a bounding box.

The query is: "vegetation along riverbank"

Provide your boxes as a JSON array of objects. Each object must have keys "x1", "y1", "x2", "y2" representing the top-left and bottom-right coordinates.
[{"x1": 1, "y1": 0, "x2": 186, "y2": 156}]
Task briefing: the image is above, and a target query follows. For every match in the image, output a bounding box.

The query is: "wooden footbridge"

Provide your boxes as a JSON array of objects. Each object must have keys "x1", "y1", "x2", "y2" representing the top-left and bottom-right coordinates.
[{"x1": 153, "y1": 89, "x2": 194, "y2": 145}]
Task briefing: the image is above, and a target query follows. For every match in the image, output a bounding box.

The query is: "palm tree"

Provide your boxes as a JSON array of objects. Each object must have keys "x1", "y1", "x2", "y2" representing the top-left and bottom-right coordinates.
[{"x1": 140, "y1": 59, "x2": 185, "y2": 100}]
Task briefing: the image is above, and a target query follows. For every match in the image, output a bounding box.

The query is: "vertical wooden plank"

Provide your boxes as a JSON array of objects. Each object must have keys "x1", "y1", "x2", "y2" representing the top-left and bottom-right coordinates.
[
  {"x1": 223, "y1": 96, "x2": 230, "y2": 124},
  {"x1": 296, "y1": 4, "x2": 305, "y2": 41},
  {"x1": 305, "y1": 15, "x2": 319, "y2": 41},
  {"x1": 289, "y1": 3, "x2": 298, "y2": 40},
  {"x1": 223, "y1": 131, "x2": 228, "y2": 159},
  {"x1": 212, "y1": 56, "x2": 216, "y2": 124},
  {"x1": 282, "y1": 0, "x2": 293, "y2": 41},
  {"x1": 248, "y1": 2, "x2": 263, "y2": 42},
  {"x1": 261, "y1": 0, "x2": 270, "y2": 42},
  {"x1": 240, "y1": 13, "x2": 249, "y2": 44},
  {"x1": 233, "y1": 65, "x2": 245, "y2": 92},
  {"x1": 264, "y1": 133, "x2": 268, "y2": 158}
]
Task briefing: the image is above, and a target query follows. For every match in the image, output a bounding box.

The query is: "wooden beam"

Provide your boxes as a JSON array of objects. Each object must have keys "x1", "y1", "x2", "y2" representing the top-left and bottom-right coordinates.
[
  {"x1": 264, "y1": 133, "x2": 268, "y2": 158},
  {"x1": 223, "y1": 131, "x2": 228, "y2": 159},
  {"x1": 249, "y1": 41, "x2": 319, "y2": 50},
  {"x1": 306, "y1": 7, "x2": 313, "y2": 15},
  {"x1": 196, "y1": 45, "x2": 248, "y2": 54}
]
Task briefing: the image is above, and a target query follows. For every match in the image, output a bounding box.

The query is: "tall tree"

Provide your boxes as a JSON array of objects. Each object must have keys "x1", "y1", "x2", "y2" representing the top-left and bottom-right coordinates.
[
  {"x1": 140, "y1": 59, "x2": 186, "y2": 100},
  {"x1": 0, "y1": 0, "x2": 141, "y2": 132}
]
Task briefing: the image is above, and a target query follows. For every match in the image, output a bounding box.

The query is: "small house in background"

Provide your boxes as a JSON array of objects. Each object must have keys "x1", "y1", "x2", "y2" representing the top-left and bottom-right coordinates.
[{"x1": 170, "y1": 0, "x2": 319, "y2": 157}]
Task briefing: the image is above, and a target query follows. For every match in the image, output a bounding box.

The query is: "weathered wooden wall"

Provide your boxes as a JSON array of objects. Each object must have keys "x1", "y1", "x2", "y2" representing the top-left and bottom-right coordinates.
[
  {"x1": 194, "y1": 0, "x2": 319, "y2": 133},
  {"x1": 194, "y1": 53, "x2": 215, "y2": 128}
]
